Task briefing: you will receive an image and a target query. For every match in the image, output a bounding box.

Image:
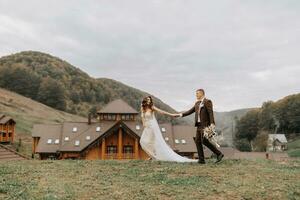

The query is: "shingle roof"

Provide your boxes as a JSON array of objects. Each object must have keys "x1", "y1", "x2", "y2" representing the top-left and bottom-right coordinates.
[
  {"x1": 59, "y1": 121, "x2": 116, "y2": 152},
  {"x1": 98, "y1": 99, "x2": 138, "y2": 114},
  {"x1": 35, "y1": 124, "x2": 62, "y2": 153},
  {"x1": 172, "y1": 125, "x2": 197, "y2": 153},
  {"x1": 0, "y1": 114, "x2": 15, "y2": 124},
  {"x1": 268, "y1": 134, "x2": 288, "y2": 143},
  {"x1": 33, "y1": 120, "x2": 200, "y2": 154}
]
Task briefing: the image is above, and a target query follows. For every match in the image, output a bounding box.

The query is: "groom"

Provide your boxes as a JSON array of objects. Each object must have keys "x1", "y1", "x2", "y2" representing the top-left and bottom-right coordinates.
[{"x1": 177, "y1": 89, "x2": 224, "y2": 164}]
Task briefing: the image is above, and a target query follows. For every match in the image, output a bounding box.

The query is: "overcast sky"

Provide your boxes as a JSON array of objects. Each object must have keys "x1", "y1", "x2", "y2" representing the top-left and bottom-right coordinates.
[{"x1": 0, "y1": 0, "x2": 299, "y2": 111}]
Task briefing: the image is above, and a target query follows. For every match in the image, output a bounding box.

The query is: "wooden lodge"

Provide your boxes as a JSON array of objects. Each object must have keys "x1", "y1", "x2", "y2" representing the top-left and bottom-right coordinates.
[
  {"x1": 32, "y1": 99, "x2": 198, "y2": 160},
  {"x1": 0, "y1": 114, "x2": 16, "y2": 143}
]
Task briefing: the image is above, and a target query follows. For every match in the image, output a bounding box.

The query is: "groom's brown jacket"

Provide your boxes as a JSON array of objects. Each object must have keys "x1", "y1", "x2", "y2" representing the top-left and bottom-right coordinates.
[{"x1": 182, "y1": 98, "x2": 215, "y2": 127}]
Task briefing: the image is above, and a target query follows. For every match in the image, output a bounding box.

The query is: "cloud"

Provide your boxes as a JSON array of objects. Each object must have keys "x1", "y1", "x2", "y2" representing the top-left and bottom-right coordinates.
[{"x1": 0, "y1": 0, "x2": 299, "y2": 111}]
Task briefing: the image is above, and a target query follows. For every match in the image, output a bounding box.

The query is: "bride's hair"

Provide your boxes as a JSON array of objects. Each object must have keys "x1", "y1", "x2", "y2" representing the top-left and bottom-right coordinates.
[{"x1": 141, "y1": 96, "x2": 154, "y2": 112}]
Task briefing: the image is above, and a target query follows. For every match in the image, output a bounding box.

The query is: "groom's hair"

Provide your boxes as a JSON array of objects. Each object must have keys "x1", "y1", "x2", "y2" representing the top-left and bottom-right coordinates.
[{"x1": 196, "y1": 89, "x2": 205, "y2": 95}]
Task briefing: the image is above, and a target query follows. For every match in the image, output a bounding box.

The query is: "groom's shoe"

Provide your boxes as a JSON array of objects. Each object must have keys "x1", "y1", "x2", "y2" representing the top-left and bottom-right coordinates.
[
  {"x1": 198, "y1": 160, "x2": 205, "y2": 164},
  {"x1": 215, "y1": 154, "x2": 224, "y2": 163}
]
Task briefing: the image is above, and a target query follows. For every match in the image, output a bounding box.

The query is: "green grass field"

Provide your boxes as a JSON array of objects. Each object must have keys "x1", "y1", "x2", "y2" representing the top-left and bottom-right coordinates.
[{"x1": 0, "y1": 159, "x2": 299, "y2": 200}]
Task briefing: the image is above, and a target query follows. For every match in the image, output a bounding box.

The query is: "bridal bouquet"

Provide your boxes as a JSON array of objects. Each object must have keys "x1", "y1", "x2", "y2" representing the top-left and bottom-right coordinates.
[{"x1": 203, "y1": 125, "x2": 220, "y2": 147}]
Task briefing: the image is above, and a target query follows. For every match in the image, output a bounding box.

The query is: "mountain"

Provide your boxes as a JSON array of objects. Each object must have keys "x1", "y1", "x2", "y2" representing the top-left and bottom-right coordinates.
[
  {"x1": 0, "y1": 51, "x2": 177, "y2": 123},
  {"x1": 0, "y1": 51, "x2": 257, "y2": 148},
  {"x1": 214, "y1": 108, "x2": 254, "y2": 146},
  {"x1": 184, "y1": 108, "x2": 254, "y2": 146}
]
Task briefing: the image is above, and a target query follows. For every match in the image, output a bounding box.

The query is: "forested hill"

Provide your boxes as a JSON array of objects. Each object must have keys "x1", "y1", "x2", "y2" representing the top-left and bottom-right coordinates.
[
  {"x1": 0, "y1": 51, "x2": 177, "y2": 123},
  {"x1": 235, "y1": 93, "x2": 300, "y2": 151}
]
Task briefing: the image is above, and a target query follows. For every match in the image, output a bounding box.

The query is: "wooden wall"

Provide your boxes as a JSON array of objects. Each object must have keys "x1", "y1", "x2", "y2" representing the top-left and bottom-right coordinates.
[
  {"x1": 84, "y1": 128, "x2": 149, "y2": 160},
  {"x1": 0, "y1": 122, "x2": 15, "y2": 143}
]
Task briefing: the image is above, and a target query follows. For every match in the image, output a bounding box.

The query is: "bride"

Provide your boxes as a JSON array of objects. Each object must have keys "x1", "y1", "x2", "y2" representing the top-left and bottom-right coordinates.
[{"x1": 140, "y1": 96, "x2": 197, "y2": 163}]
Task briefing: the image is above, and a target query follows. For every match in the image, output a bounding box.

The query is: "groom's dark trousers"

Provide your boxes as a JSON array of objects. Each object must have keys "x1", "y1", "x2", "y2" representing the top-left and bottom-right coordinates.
[
  {"x1": 195, "y1": 123, "x2": 221, "y2": 162},
  {"x1": 182, "y1": 98, "x2": 222, "y2": 162}
]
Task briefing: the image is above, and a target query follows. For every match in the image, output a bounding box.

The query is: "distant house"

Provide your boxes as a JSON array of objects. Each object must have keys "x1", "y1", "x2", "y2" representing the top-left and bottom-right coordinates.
[
  {"x1": 268, "y1": 134, "x2": 288, "y2": 152},
  {"x1": 0, "y1": 114, "x2": 16, "y2": 143},
  {"x1": 32, "y1": 99, "x2": 198, "y2": 160}
]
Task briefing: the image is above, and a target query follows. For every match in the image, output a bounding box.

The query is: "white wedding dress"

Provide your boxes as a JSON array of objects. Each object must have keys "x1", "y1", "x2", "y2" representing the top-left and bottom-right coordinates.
[{"x1": 140, "y1": 111, "x2": 197, "y2": 163}]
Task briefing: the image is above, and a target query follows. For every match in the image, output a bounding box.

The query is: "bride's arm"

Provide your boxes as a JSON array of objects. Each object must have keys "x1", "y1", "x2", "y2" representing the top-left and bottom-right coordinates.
[{"x1": 152, "y1": 106, "x2": 176, "y2": 117}]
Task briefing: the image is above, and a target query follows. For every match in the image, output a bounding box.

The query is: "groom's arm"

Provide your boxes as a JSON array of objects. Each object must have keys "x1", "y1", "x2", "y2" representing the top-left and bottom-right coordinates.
[
  {"x1": 180, "y1": 106, "x2": 195, "y2": 117},
  {"x1": 205, "y1": 100, "x2": 215, "y2": 125}
]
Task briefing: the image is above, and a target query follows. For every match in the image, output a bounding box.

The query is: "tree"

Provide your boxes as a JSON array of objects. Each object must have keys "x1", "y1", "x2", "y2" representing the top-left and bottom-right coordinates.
[
  {"x1": 70, "y1": 91, "x2": 81, "y2": 104},
  {"x1": 89, "y1": 106, "x2": 98, "y2": 118},
  {"x1": 235, "y1": 109, "x2": 260, "y2": 151},
  {"x1": 37, "y1": 77, "x2": 66, "y2": 111},
  {"x1": 0, "y1": 65, "x2": 41, "y2": 99}
]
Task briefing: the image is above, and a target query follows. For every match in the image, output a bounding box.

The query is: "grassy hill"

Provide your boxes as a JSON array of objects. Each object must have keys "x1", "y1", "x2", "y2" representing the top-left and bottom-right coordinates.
[
  {"x1": 0, "y1": 159, "x2": 299, "y2": 199},
  {"x1": 0, "y1": 88, "x2": 86, "y2": 156},
  {"x1": 0, "y1": 51, "x2": 178, "y2": 124},
  {"x1": 288, "y1": 138, "x2": 300, "y2": 157}
]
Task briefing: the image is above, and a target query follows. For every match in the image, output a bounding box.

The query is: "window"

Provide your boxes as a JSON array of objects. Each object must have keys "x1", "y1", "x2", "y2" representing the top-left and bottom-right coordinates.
[
  {"x1": 96, "y1": 126, "x2": 101, "y2": 132},
  {"x1": 165, "y1": 137, "x2": 169, "y2": 141},
  {"x1": 123, "y1": 145, "x2": 133, "y2": 154},
  {"x1": 121, "y1": 115, "x2": 126, "y2": 120},
  {"x1": 54, "y1": 139, "x2": 59, "y2": 144},
  {"x1": 64, "y1": 136, "x2": 70, "y2": 141},
  {"x1": 47, "y1": 139, "x2": 52, "y2": 144},
  {"x1": 181, "y1": 139, "x2": 186, "y2": 144},
  {"x1": 72, "y1": 127, "x2": 77, "y2": 132},
  {"x1": 2, "y1": 132, "x2": 6, "y2": 137},
  {"x1": 135, "y1": 125, "x2": 140, "y2": 130},
  {"x1": 161, "y1": 127, "x2": 166, "y2": 132},
  {"x1": 175, "y1": 139, "x2": 180, "y2": 144},
  {"x1": 107, "y1": 146, "x2": 117, "y2": 154},
  {"x1": 74, "y1": 140, "x2": 80, "y2": 146},
  {"x1": 86, "y1": 136, "x2": 91, "y2": 140},
  {"x1": 107, "y1": 114, "x2": 116, "y2": 120}
]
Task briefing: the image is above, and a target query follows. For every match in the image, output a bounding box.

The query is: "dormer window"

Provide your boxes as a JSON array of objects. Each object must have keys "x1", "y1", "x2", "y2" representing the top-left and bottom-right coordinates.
[
  {"x1": 47, "y1": 139, "x2": 52, "y2": 144},
  {"x1": 96, "y1": 126, "x2": 101, "y2": 132},
  {"x1": 64, "y1": 136, "x2": 70, "y2": 141},
  {"x1": 181, "y1": 139, "x2": 186, "y2": 144},
  {"x1": 54, "y1": 139, "x2": 59, "y2": 144},
  {"x1": 165, "y1": 137, "x2": 169, "y2": 141},
  {"x1": 136, "y1": 125, "x2": 140, "y2": 130},
  {"x1": 72, "y1": 127, "x2": 77, "y2": 132},
  {"x1": 75, "y1": 140, "x2": 80, "y2": 146},
  {"x1": 161, "y1": 127, "x2": 166, "y2": 132},
  {"x1": 175, "y1": 139, "x2": 179, "y2": 144},
  {"x1": 86, "y1": 136, "x2": 91, "y2": 141}
]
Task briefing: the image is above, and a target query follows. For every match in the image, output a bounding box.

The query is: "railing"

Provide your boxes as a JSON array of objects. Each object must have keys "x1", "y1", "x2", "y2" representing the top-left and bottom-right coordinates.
[
  {"x1": 1, "y1": 128, "x2": 13, "y2": 132},
  {"x1": 0, "y1": 136, "x2": 13, "y2": 142},
  {"x1": 0, "y1": 144, "x2": 30, "y2": 159},
  {"x1": 104, "y1": 153, "x2": 135, "y2": 160}
]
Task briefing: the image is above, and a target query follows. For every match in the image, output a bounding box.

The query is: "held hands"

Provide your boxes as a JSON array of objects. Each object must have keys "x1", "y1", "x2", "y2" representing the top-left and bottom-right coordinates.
[{"x1": 171, "y1": 113, "x2": 182, "y2": 118}]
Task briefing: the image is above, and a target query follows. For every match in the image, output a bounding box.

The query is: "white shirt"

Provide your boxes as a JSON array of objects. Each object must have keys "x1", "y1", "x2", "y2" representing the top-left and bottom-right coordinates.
[
  {"x1": 179, "y1": 97, "x2": 205, "y2": 120},
  {"x1": 197, "y1": 97, "x2": 205, "y2": 122}
]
